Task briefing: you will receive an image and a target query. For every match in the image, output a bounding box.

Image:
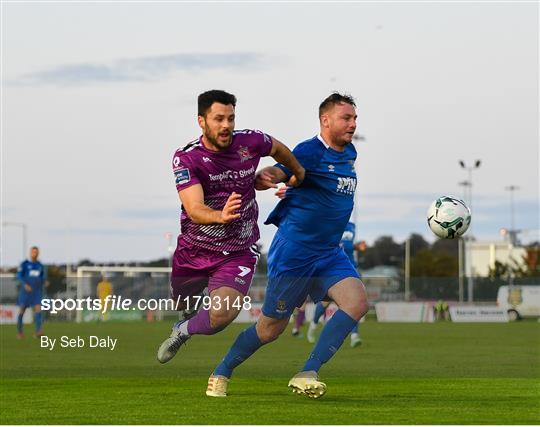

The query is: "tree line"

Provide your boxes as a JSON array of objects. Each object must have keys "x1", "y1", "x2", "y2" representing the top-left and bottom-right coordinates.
[
  {"x1": 3, "y1": 235, "x2": 538, "y2": 297},
  {"x1": 357, "y1": 233, "x2": 539, "y2": 279}
]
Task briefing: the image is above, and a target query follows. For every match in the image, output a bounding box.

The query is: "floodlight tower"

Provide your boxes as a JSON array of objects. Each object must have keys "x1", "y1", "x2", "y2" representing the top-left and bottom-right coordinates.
[
  {"x1": 458, "y1": 160, "x2": 481, "y2": 210},
  {"x1": 505, "y1": 185, "x2": 519, "y2": 246},
  {"x1": 458, "y1": 160, "x2": 481, "y2": 304},
  {"x1": 457, "y1": 180, "x2": 472, "y2": 303},
  {"x1": 458, "y1": 180, "x2": 471, "y2": 201}
]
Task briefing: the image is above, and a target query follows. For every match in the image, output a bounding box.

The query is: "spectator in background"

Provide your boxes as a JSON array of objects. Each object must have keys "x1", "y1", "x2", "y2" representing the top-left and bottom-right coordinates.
[
  {"x1": 16, "y1": 246, "x2": 47, "y2": 338},
  {"x1": 434, "y1": 300, "x2": 450, "y2": 321},
  {"x1": 97, "y1": 274, "x2": 113, "y2": 321}
]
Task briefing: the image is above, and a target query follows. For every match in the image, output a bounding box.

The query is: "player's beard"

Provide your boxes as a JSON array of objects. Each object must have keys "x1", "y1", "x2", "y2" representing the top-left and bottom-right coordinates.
[
  {"x1": 337, "y1": 126, "x2": 355, "y2": 144},
  {"x1": 330, "y1": 130, "x2": 353, "y2": 148},
  {"x1": 204, "y1": 124, "x2": 232, "y2": 150}
]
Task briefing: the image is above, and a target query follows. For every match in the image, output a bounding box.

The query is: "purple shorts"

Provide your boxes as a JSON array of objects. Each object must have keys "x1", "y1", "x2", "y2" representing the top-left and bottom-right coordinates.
[{"x1": 170, "y1": 239, "x2": 260, "y2": 304}]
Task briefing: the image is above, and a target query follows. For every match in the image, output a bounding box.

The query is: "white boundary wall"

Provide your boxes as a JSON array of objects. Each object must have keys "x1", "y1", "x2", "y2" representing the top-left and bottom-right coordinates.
[
  {"x1": 0, "y1": 304, "x2": 33, "y2": 324},
  {"x1": 449, "y1": 306, "x2": 508, "y2": 322},
  {"x1": 375, "y1": 302, "x2": 434, "y2": 322}
]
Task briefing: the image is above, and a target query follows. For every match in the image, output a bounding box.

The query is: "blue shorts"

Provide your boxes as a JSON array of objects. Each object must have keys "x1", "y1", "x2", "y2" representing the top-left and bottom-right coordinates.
[
  {"x1": 262, "y1": 233, "x2": 359, "y2": 319},
  {"x1": 18, "y1": 290, "x2": 42, "y2": 308}
]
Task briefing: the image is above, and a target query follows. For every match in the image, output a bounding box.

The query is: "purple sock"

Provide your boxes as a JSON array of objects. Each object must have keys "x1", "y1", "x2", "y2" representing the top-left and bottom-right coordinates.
[
  {"x1": 295, "y1": 309, "x2": 306, "y2": 330},
  {"x1": 187, "y1": 308, "x2": 219, "y2": 335}
]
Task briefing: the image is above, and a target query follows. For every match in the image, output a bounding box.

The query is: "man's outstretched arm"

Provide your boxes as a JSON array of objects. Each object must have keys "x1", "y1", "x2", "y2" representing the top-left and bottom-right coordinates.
[{"x1": 255, "y1": 138, "x2": 305, "y2": 190}]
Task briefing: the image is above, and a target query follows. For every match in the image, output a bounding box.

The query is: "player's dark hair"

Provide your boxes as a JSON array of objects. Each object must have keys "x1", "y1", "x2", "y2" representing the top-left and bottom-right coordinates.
[
  {"x1": 198, "y1": 90, "x2": 237, "y2": 117},
  {"x1": 319, "y1": 92, "x2": 356, "y2": 117},
  {"x1": 31, "y1": 246, "x2": 39, "y2": 250}
]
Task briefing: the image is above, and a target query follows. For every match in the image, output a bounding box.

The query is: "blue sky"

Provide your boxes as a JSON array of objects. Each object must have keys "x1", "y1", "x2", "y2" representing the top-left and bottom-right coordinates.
[{"x1": 1, "y1": 2, "x2": 538, "y2": 266}]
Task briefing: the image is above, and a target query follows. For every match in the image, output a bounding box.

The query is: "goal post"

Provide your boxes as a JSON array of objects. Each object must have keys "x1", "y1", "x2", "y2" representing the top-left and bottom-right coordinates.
[{"x1": 74, "y1": 266, "x2": 171, "y2": 323}]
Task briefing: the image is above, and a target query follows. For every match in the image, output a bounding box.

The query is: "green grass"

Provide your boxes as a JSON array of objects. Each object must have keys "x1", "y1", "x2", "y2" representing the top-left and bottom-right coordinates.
[{"x1": 1, "y1": 321, "x2": 539, "y2": 424}]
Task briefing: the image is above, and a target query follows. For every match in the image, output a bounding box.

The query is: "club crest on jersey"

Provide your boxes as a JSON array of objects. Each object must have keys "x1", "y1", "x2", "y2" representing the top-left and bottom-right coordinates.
[
  {"x1": 174, "y1": 168, "x2": 190, "y2": 185},
  {"x1": 237, "y1": 146, "x2": 254, "y2": 162},
  {"x1": 276, "y1": 300, "x2": 287, "y2": 314}
]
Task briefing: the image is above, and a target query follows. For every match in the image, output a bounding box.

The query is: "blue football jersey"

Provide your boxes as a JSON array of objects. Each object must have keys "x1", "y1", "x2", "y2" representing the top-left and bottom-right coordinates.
[
  {"x1": 265, "y1": 135, "x2": 357, "y2": 250},
  {"x1": 16, "y1": 260, "x2": 46, "y2": 291},
  {"x1": 340, "y1": 221, "x2": 356, "y2": 265}
]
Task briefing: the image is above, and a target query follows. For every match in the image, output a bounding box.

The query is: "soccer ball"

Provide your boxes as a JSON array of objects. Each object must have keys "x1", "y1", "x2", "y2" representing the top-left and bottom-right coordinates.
[{"x1": 427, "y1": 196, "x2": 471, "y2": 239}]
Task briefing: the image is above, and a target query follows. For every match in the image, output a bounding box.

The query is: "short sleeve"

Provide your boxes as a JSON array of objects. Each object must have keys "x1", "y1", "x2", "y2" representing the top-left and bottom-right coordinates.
[
  {"x1": 275, "y1": 140, "x2": 324, "y2": 179},
  {"x1": 242, "y1": 129, "x2": 272, "y2": 157},
  {"x1": 257, "y1": 131, "x2": 273, "y2": 157},
  {"x1": 172, "y1": 151, "x2": 200, "y2": 192}
]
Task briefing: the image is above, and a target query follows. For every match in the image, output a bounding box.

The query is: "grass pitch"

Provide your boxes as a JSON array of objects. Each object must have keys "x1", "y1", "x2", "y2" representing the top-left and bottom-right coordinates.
[{"x1": 1, "y1": 320, "x2": 539, "y2": 424}]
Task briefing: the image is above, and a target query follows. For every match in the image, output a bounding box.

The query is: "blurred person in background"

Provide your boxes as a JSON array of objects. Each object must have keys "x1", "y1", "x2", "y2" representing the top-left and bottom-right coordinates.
[
  {"x1": 97, "y1": 274, "x2": 114, "y2": 321},
  {"x1": 16, "y1": 246, "x2": 47, "y2": 338}
]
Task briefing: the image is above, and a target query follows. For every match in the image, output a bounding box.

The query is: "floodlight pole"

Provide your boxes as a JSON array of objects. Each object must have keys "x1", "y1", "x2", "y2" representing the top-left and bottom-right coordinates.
[
  {"x1": 456, "y1": 181, "x2": 470, "y2": 303},
  {"x1": 504, "y1": 185, "x2": 519, "y2": 287},
  {"x1": 505, "y1": 185, "x2": 519, "y2": 245},
  {"x1": 458, "y1": 181, "x2": 471, "y2": 203},
  {"x1": 457, "y1": 237, "x2": 464, "y2": 303},
  {"x1": 459, "y1": 160, "x2": 481, "y2": 304},
  {"x1": 165, "y1": 232, "x2": 174, "y2": 279},
  {"x1": 404, "y1": 238, "x2": 411, "y2": 301}
]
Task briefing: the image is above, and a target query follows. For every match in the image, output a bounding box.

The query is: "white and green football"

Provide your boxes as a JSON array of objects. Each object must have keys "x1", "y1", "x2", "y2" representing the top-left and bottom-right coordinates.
[{"x1": 427, "y1": 196, "x2": 471, "y2": 239}]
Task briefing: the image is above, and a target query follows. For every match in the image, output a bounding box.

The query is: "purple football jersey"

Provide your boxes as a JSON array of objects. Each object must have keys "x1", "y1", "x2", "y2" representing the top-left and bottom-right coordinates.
[{"x1": 172, "y1": 129, "x2": 273, "y2": 252}]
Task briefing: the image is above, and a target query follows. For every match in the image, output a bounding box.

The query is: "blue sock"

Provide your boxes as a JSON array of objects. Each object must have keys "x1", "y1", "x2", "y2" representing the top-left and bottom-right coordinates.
[
  {"x1": 351, "y1": 323, "x2": 359, "y2": 334},
  {"x1": 35, "y1": 312, "x2": 43, "y2": 332},
  {"x1": 214, "y1": 324, "x2": 262, "y2": 378},
  {"x1": 313, "y1": 302, "x2": 325, "y2": 325},
  {"x1": 17, "y1": 313, "x2": 23, "y2": 333},
  {"x1": 303, "y1": 309, "x2": 357, "y2": 372}
]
